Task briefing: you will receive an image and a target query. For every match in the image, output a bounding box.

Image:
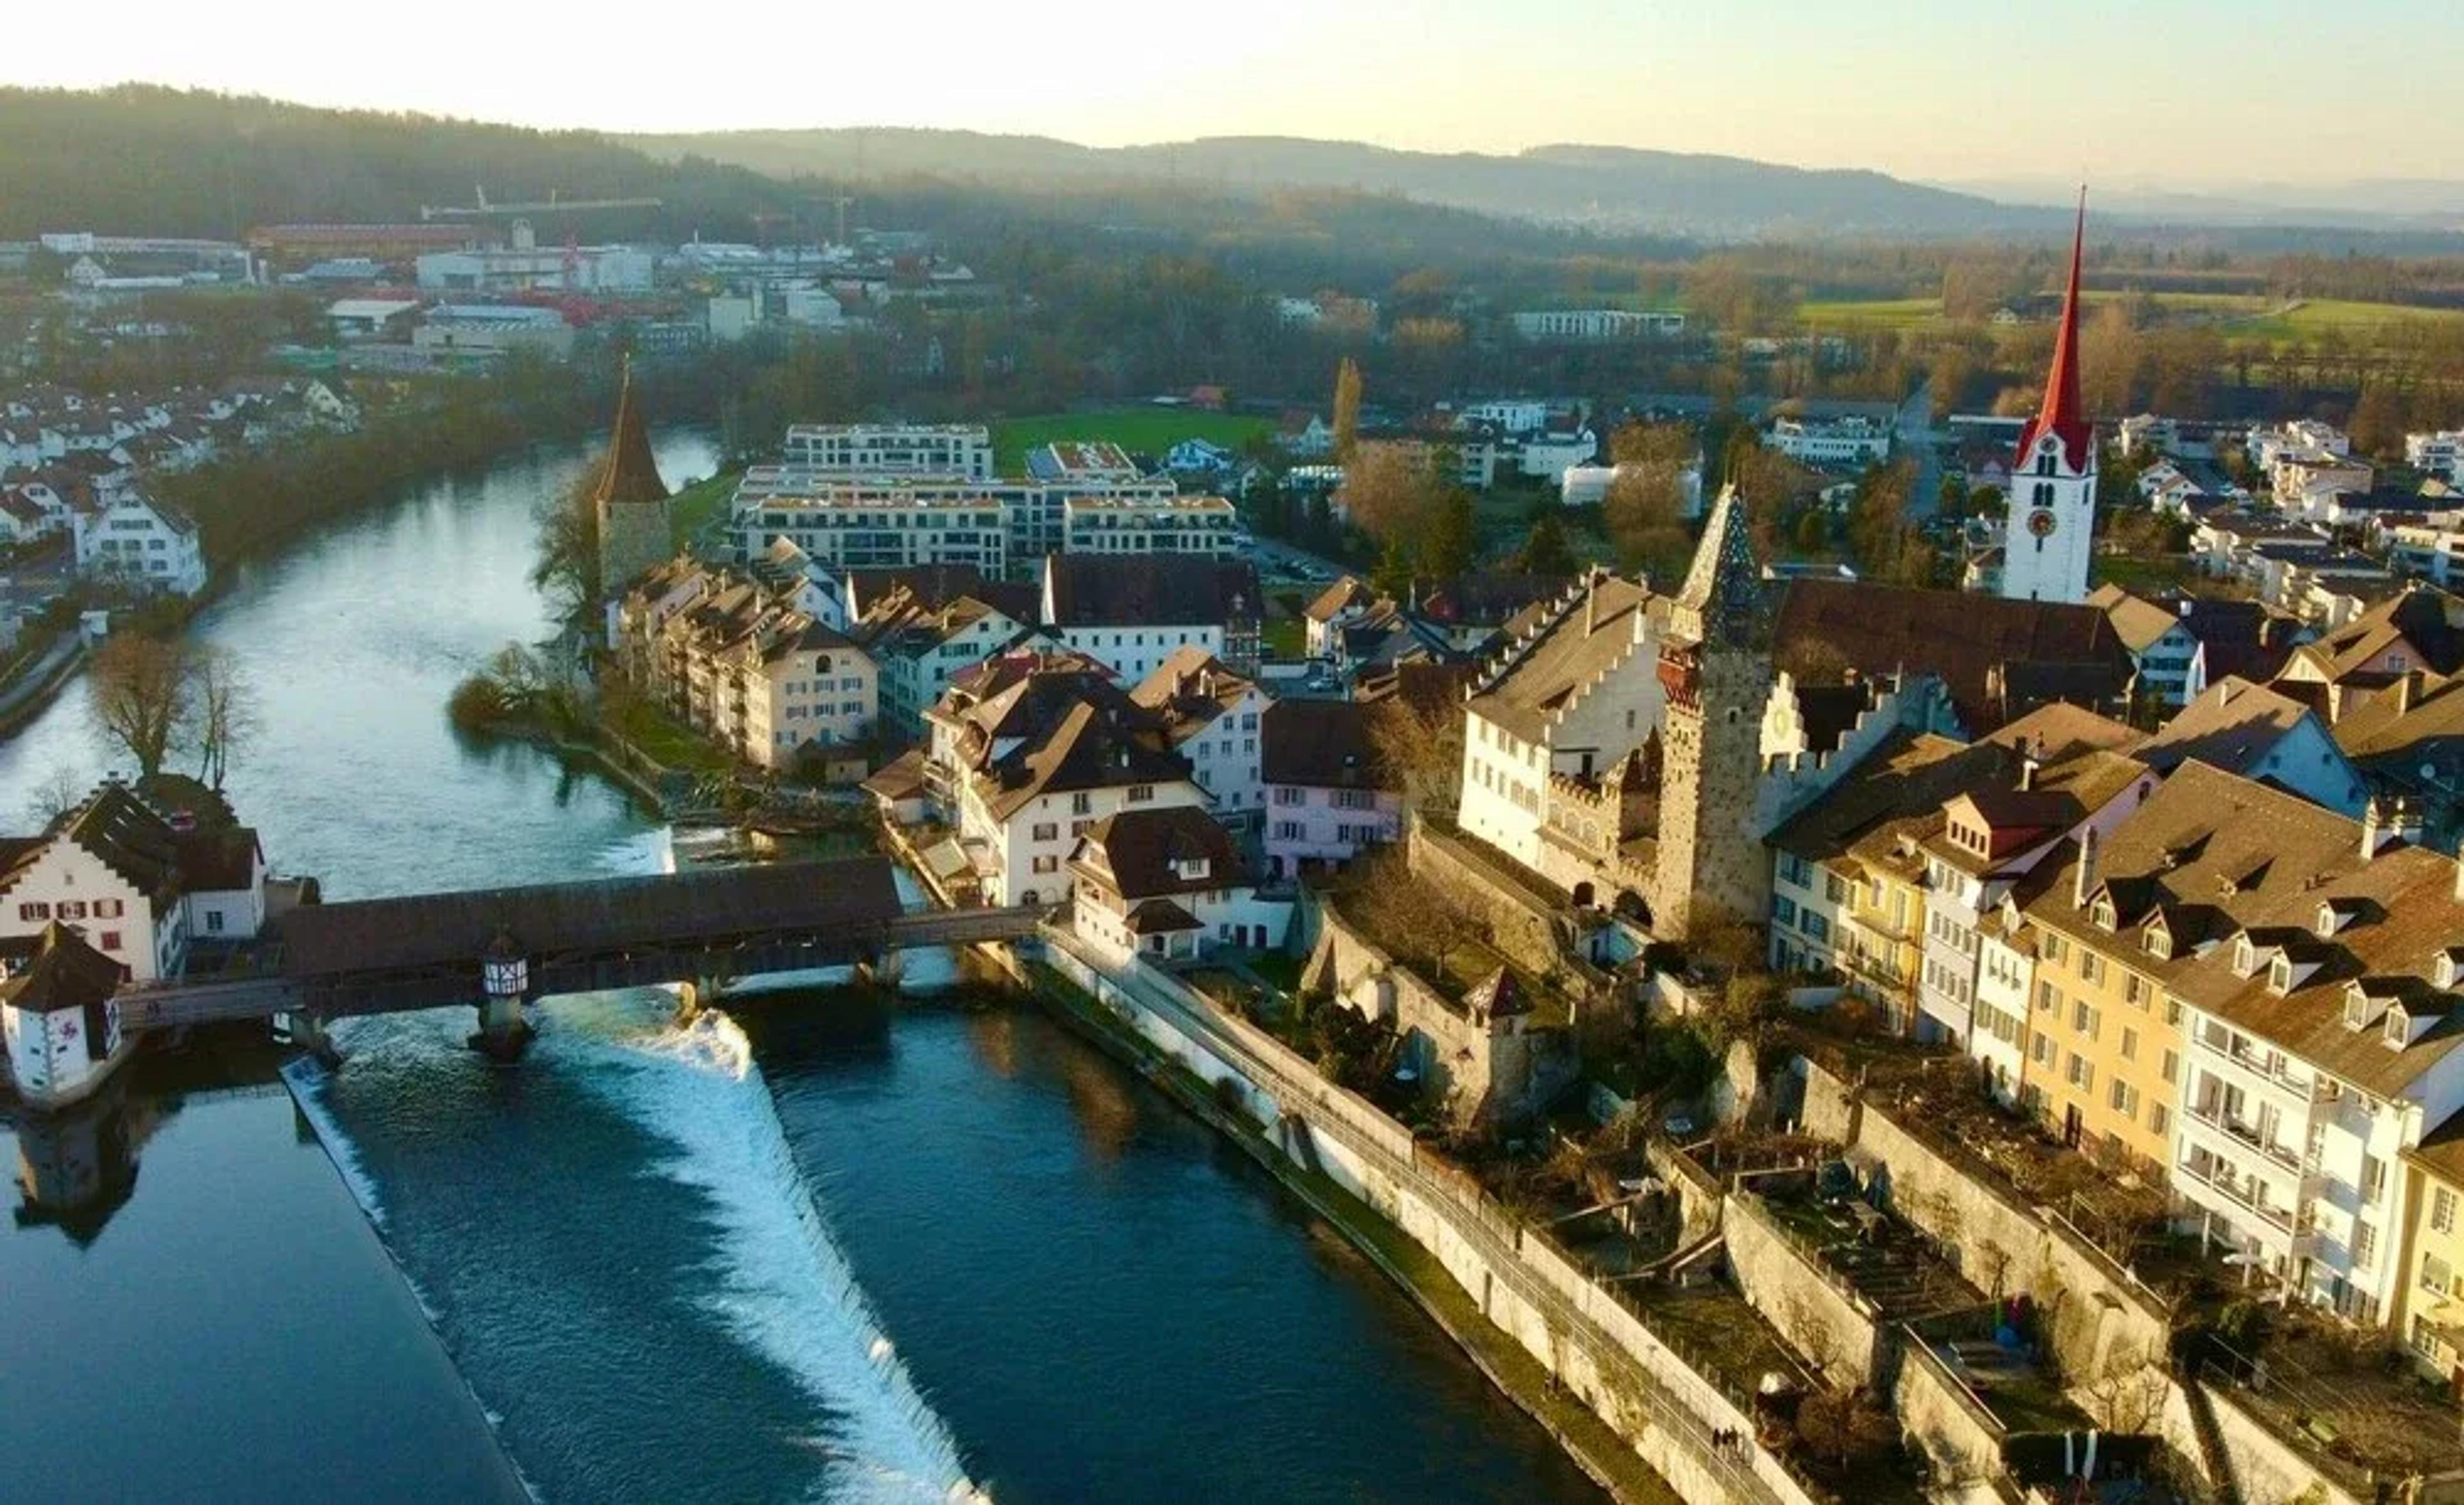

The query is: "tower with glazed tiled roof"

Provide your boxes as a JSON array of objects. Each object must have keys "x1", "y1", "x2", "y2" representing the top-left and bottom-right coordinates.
[{"x1": 1652, "y1": 486, "x2": 1774, "y2": 941}]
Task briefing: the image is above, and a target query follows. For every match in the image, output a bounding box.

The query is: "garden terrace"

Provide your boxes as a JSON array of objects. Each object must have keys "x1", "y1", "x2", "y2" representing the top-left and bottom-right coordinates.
[
  {"x1": 2198, "y1": 1302, "x2": 2464, "y2": 1488},
  {"x1": 1751, "y1": 1181, "x2": 1989, "y2": 1327}
]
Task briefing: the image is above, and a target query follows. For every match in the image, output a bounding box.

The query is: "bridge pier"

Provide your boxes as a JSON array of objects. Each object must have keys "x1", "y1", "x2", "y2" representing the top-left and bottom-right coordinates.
[
  {"x1": 854, "y1": 949, "x2": 905, "y2": 991},
  {"x1": 468, "y1": 933, "x2": 535, "y2": 1062},
  {"x1": 282, "y1": 1010, "x2": 343, "y2": 1069},
  {"x1": 469, "y1": 993, "x2": 533, "y2": 1062}
]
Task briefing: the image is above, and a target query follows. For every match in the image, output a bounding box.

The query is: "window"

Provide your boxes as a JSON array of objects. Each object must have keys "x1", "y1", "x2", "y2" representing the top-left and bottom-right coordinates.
[
  {"x1": 58, "y1": 900, "x2": 86, "y2": 921},
  {"x1": 2109, "y1": 1079, "x2": 2139, "y2": 1121},
  {"x1": 2121, "y1": 1026, "x2": 2139, "y2": 1062},
  {"x1": 2148, "y1": 1104, "x2": 2169, "y2": 1137},
  {"x1": 2032, "y1": 1032, "x2": 2057, "y2": 1066},
  {"x1": 2160, "y1": 1048, "x2": 2178, "y2": 1084},
  {"x1": 1274, "y1": 821, "x2": 1304, "y2": 841},
  {"x1": 1031, "y1": 822, "x2": 1058, "y2": 842},
  {"x1": 1802, "y1": 913, "x2": 1829, "y2": 943},
  {"x1": 2363, "y1": 1154, "x2": 2388, "y2": 1206},
  {"x1": 95, "y1": 898, "x2": 123, "y2": 919},
  {"x1": 2072, "y1": 1001, "x2": 2099, "y2": 1040},
  {"x1": 1126, "y1": 784, "x2": 1154, "y2": 804},
  {"x1": 1274, "y1": 787, "x2": 1305, "y2": 807},
  {"x1": 99, "y1": 930, "x2": 121, "y2": 951},
  {"x1": 205, "y1": 910, "x2": 225, "y2": 934},
  {"x1": 1072, "y1": 792, "x2": 1093, "y2": 815},
  {"x1": 1029, "y1": 855, "x2": 1059, "y2": 875},
  {"x1": 2355, "y1": 1220, "x2": 2379, "y2": 1266},
  {"x1": 2124, "y1": 972, "x2": 2148, "y2": 1008},
  {"x1": 2066, "y1": 1053, "x2": 2093, "y2": 1091},
  {"x1": 2078, "y1": 951, "x2": 2105, "y2": 985},
  {"x1": 2426, "y1": 1254, "x2": 2455, "y2": 1297},
  {"x1": 2434, "y1": 1186, "x2": 2458, "y2": 1235},
  {"x1": 1772, "y1": 895, "x2": 1799, "y2": 927},
  {"x1": 2268, "y1": 955, "x2": 2293, "y2": 994},
  {"x1": 15, "y1": 901, "x2": 47, "y2": 921},
  {"x1": 2037, "y1": 980, "x2": 2061, "y2": 1014}
]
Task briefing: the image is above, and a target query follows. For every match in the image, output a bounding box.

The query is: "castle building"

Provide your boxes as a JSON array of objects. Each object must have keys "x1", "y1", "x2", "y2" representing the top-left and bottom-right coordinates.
[
  {"x1": 1999, "y1": 195, "x2": 2096, "y2": 607},
  {"x1": 594, "y1": 363, "x2": 672, "y2": 608},
  {"x1": 1650, "y1": 488, "x2": 1776, "y2": 940}
]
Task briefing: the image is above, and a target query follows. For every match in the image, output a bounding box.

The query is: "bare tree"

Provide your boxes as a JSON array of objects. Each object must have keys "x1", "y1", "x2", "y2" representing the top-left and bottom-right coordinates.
[
  {"x1": 2076, "y1": 1350, "x2": 2169, "y2": 1435},
  {"x1": 23, "y1": 765, "x2": 86, "y2": 828},
  {"x1": 1367, "y1": 693, "x2": 1464, "y2": 821},
  {"x1": 88, "y1": 633, "x2": 196, "y2": 779},
  {"x1": 189, "y1": 645, "x2": 257, "y2": 792}
]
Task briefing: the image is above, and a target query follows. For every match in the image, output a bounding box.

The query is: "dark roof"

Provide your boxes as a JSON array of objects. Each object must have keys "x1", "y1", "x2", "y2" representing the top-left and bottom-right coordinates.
[
  {"x1": 1421, "y1": 572, "x2": 1573, "y2": 627},
  {"x1": 0, "y1": 785, "x2": 185, "y2": 917},
  {"x1": 1356, "y1": 659, "x2": 1477, "y2": 715},
  {"x1": 2137, "y1": 676, "x2": 2318, "y2": 776},
  {"x1": 590, "y1": 366, "x2": 669, "y2": 507},
  {"x1": 0, "y1": 923, "x2": 127, "y2": 1017},
  {"x1": 1774, "y1": 579, "x2": 2134, "y2": 733},
  {"x1": 1670, "y1": 489, "x2": 1767, "y2": 648},
  {"x1": 1792, "y1": 682, "x2": 1874, "y2": 756},
  {"x1": 1262, "y1": 699, "x2": 1388, "y2": 789},
  {"x1": 1072, "y1": 806, "x2": 1243, "y2": 901},
  {"x1": 276, "y1": 858, "x2": 904, "y2": 978},
  {"x1": 1045, "y1": 554, "x2": 1261, "y2": 627},
  {"x1": 848, "y1": 565, "x2": 1037, "y2": 624}
]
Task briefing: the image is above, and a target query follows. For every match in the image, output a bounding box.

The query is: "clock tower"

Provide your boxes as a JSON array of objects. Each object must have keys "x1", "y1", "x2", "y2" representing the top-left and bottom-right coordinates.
[{"x1": 1999, "y1": 193, "x2": 2095, "y2": 606}]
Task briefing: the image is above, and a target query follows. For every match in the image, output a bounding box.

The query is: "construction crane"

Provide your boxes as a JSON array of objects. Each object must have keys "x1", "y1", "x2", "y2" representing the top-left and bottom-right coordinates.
[
  {"x1": 420, "y1": 185, "x2": 663, "y2": 221},
  {"x1": 830, "y1": 195, "x2": 855, "y2": 246}
]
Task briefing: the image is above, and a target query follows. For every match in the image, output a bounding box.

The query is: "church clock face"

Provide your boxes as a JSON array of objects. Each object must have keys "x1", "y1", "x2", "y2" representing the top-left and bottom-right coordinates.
[{"x1": 2026, "y1": 508, "x2": 2059, "y2": 539}]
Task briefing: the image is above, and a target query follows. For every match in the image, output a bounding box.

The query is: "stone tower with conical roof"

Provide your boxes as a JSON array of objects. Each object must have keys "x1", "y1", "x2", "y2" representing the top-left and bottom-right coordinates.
[
  {"x1": 594, "y1": 359, "x2": 672, "y2": 600},
  {"x1": 2001, "y1": 191, "x2": 2096, "y2": 605},
  {"x1": 1650, "y1": 485, "x2": 1774, "y2": 941}
]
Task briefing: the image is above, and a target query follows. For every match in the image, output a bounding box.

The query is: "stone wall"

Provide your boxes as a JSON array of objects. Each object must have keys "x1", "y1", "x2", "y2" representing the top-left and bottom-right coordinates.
[
  {"x1": 1890, "y1": 1329, "x2": 2006, "y2": 1490},
  {"x1": 1645, "y1": 1138, "x2": 1725, "y2": 1247},
  {"x1": 1408, "y1": 819, "x2": 1582, "y2": 987},
  {"x1": 1303, "y1": 895, "x2": 1579, "y2": 1125},
  {"x1": 1047, "y1": 935, "x2": 1823, "y2": 1505},
  {"x1": 1723, "y1": 1191, "x2": 1890, "y2": 1390},
  {"x1": 1795, "y1": 1056, "x2": 1862, "y2": 1146}
]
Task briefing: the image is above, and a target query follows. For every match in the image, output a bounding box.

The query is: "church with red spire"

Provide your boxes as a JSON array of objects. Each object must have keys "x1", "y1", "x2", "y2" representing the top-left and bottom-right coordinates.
[{"x1": 1999, "y1": 193, "x2": 2096, "y2": 605}]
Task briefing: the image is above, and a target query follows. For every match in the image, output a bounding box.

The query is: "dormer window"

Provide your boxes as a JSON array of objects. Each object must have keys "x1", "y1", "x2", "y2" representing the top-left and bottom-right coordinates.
[
  {"x1": 2092, "y1": 896, "x2": 2118, "y2": 932},
  {"x1": 2385, "y1": 1008, "x2": 2413, "y2": 1050},
  {"x1": 2345, "y1": 983, "x2": 2380, "y2": 1031},
  {"x1": 2234, "y1": 935, "x2": 2257, "y2": 975},
  {"x1": 1173, "y1": 856, "x2": 1210, "y2": 881},
  {"x1": 2268, "y1": 955, "x2": 2295, "y2": 994},
  {"x1": 2144, "y1": 930, "x2": 2173, "y2": 960},
  {"x1": 2438, "y1": 950, "x2": 2463, "y2": 991}
]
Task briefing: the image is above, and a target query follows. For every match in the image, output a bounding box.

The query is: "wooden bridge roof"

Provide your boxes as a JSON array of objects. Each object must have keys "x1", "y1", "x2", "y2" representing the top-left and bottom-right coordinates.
[{"x1": 274, "y1": 858, "x2": 905, "y2": 978}]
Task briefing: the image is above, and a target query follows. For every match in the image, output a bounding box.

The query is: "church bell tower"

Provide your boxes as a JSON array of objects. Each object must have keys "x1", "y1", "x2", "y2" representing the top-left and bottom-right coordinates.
[{"x1": 1999, "y1": 193, "x2": 2096, "y2": 606}]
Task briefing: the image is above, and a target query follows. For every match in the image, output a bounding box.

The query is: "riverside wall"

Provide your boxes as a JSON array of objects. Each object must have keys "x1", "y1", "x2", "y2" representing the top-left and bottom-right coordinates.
[{"x1": 1043, "y1": 938, "x2": 1824, "y2": 1505}]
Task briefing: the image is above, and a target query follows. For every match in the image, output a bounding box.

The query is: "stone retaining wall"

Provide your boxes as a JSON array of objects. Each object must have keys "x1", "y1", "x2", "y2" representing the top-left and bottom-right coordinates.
[{"x1": 1723, "y1": 1191, "x2": 1890, "y2": 1390}]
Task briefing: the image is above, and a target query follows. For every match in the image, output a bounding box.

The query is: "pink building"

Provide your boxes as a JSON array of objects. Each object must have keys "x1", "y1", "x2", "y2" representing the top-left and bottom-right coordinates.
[{"x1": 1261, "y1": 700, "x2": 1401, "y2": 881}]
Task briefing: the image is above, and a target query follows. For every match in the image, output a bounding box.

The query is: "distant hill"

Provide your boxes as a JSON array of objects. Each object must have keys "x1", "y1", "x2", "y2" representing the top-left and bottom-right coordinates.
[
  {"x1": 0, "y1": 85, "x2": 803, "y2": 241},
  {"x1": 624, "y1": 127, "x2": 2058, "y2": 241}
]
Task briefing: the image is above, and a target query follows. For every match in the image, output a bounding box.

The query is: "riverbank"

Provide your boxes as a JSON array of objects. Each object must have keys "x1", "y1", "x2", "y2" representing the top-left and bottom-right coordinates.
[{"x1": 1022, "y1": 954, "x2": 1668, "y2": 1504}]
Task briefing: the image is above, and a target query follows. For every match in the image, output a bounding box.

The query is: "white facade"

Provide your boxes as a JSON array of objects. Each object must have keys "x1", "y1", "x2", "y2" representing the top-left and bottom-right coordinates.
[
  {"x1": 1061, "y1": 496, "x2": 1238, "y2": 556},
  {"x1": 2406, "y1": 430, "x2": 2463, "y2": 482},
  {"x1": 2000, "y1": 429, "x2": 2096, "y2": 605},
  {"x1": 2, "y1": 991, "x2": 120, "y2": 1105},
  {"x1": 0, "y1": 840, "x2": 180, "y2": 983},
  {"x1": 782, "y1": 423, "x2": 991, "y2": 480},
  {"x1": 1768, "y1": 415, "x2": 1892, "y2": 468},
  {"x1": 72, "y1": 493, "x2": 206, "y2": 597},
  {"x1": 959, "y1": 779, "x2": 1207, "y2": 908},
  {"x1": 1516, "y1": 429, "x2": 1598, "y2": 482},
  {"x1": 1051, "y1": 624, "x2": 1225, "y2": 687},
  {"x1": 1510, "y1": 309, "x2": 1684, "y2": 341}
]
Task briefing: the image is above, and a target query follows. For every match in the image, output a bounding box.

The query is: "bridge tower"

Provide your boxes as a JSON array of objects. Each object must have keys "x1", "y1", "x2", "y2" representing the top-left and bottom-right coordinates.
[{"x1": 470, "y1": 931, "x2": 535, "y2": 1061}]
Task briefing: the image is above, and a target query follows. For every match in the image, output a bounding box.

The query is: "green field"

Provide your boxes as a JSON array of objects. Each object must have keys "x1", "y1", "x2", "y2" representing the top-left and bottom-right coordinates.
[
  {"x1": 1797, "y1": 291, "x2": 2464, "y2": 344},
  {"x1": 991, "y1": 409, "x2": 1273, "y2": 473}
]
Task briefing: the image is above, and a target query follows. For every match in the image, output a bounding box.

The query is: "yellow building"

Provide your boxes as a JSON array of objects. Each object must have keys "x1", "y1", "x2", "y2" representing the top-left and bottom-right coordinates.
[
  {"x1": 2016, "y1": 764, "x2": 2367, "y2": 1175},
  {"x1": 2401, "y1": 1123, "x2": 2464, "y2": 1379}
]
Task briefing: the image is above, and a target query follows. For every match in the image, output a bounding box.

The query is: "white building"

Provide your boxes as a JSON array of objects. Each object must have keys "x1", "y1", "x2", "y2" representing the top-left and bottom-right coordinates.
[
  {"x1": 1040, "y1": 554, "x2": 1263, "y2": 681},
  {"x1": 1511, "y1": 309, "x2": 1684, "y2": 341},
  {"x1": 1516, "y1": 428, "x2": 1599, "y2": 482},
  {"x1": 1455, "y1": 399, "x2": 1552, "y2": 436},
  {"x1": 73, "y1": 491, "x2": 206, "y2": 597},
  {"x1": 1999, "y1": 209, "x2": 2097, "y2": 606},
  {"x1": 1768, "y1": 414, "x2": 1893, "y2": 468},
  {"x1": 1559, "y1": 460, "x2": 1704, "y2": 516},
  {"x1": 412, "y1": 304, "x2": 574, "y2": 360},
  {"x1": 1062, "y1": 495, "x2": 1238, "y2": 556},
  {"x1": 925, "y1": 656, "x2": 1207, "y2": 906},
  {"x1": 2408, "y1": 430, "x2": 2463, "y2": 483},
  {"x1": 0, "y1": 926, "x2": 130, "y2": 1109},
  {"x1": 1131, "y1": 649, "x2": 1272, "y2": 821},
  {"x1": 0, "y1": 782, "x2": 271, "y2": 984},
  {"x1": 1458, "y1": 574, "x2": 1665, "y2": 871},
  {"x1": 1066, "y1": 805, "x2": 1289, "y2": 964},
  {"x1": 782, "y1": 423, "x2": 992, "y2": 480}
]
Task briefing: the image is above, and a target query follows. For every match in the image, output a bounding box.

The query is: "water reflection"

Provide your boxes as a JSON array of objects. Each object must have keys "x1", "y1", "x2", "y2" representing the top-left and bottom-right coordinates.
[{"x1": 11, "y1": 1082, "x2": 142, "y2": 1243}]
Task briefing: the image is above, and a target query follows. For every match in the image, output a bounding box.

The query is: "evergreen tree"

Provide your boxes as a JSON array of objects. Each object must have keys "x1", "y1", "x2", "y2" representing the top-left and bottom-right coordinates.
[
  {"x1": 1419, "y1": 486, "x2": 1478, "y2": 582},
  {"x1": 1371, "y1": 536, "x2": 1415, "y2": 600},
  {"x1": 1331, "y1": 357, "x2": 1363, "y2": 458},
  {"x1": 1518, "y1": 511, "x2": 1577, "y2": 576}
]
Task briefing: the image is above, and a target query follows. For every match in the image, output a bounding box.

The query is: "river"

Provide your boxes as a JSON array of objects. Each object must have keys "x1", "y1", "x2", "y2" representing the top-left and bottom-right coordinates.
[{"x1": 0, "y1": 432, "x2": 1602, "y2": 1502}]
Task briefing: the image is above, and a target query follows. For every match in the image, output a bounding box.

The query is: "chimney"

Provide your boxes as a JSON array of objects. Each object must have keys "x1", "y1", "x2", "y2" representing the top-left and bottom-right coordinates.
[
  {"x1": 2362, "y1": 797, "x2": 2395, "y2": 860},
  {"x1": 1584, "y1": 572, "x2": 1598, "y2": 636},
  {"x1": 2019, "y1": 749, "x2": 2041, "y2": 792},
  {"x1": 2073, "y1": 826, "x2": 2100, "y2": 910}
]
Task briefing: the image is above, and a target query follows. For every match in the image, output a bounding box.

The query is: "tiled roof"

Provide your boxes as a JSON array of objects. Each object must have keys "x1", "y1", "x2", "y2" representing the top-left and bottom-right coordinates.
[
  {"x1": 1070, "y1": 805, "x2": 1242, "y2": 902},
  {"x1": 2137, "y1": 677, "x2": 2314, "y2": 777},
  {"x1": 1261, "y1": 699, "x2": 1387, "y2": 790},
  {"x1": 0, "y1": 923, "x2": 127, "y2": 1017},
  {"x1": 1467, "y1": 574, "x2": 1659, "y2": 745},
  {"x1": 1044, "y1": 554, "x2": 1260, "y2": 627},
  {"x1": 1774, "y1": 579, "x2": 2134, "y2": 733}
]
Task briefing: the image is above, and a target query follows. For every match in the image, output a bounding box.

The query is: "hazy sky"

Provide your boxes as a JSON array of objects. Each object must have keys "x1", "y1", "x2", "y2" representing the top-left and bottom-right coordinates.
[{"x1": 6, "y1": 0, "x2": 2451, "y2": 186}]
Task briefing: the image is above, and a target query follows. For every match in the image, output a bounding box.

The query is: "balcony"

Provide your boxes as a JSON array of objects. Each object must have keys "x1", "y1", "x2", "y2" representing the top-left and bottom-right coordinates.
[
  {"x1": 2184, "y1": 1100, "x2": 2305, "y2": 1175},
  {"x1": 2192, "y1": 1026, "x2": 2317, "y2": 1102},
  {"x1": 2177, "y1": 1153, "x2": 2296, "y2": 1236}
]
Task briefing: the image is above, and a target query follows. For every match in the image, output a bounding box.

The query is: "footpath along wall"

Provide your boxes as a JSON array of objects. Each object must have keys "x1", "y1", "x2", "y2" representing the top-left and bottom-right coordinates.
[{"x1": 1045, "y1": 937, "x2": 1826, "y2": 1505}]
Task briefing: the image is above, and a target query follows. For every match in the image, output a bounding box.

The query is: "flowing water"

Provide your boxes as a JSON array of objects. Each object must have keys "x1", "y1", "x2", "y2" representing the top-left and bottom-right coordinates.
[{"x1": 0, "y1": 432, "x2": 1601, "y2": 1502}]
